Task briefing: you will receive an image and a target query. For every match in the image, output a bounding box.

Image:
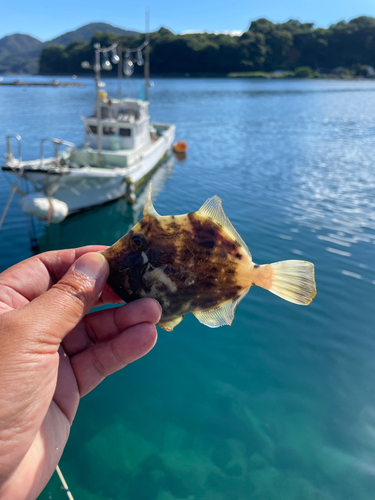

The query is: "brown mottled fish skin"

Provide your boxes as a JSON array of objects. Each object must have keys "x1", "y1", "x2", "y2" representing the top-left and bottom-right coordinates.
[
  {"x1": 102, "y1": 184, "x2": 316, "y2": 330},
  {"x1": 102, "y1": 211, "x2": 255, "y2": 328}
]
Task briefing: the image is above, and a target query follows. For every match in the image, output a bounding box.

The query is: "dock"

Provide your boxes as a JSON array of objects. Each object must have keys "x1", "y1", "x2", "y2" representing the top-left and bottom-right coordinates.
[{"x1": 0, "y1": 80, "x2": 84, "y2": 87}]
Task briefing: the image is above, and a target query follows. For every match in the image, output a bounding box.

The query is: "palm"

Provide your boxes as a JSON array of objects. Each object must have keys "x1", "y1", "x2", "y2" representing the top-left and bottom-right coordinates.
[{"x1": 0, "y1": 246, "x2": 159, "y2": 499}]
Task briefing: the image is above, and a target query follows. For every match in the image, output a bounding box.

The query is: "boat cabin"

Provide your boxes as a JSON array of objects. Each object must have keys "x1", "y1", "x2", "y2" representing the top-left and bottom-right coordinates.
[{"x1": 84, "y1": 97, "x2": 151, "y2": 151}]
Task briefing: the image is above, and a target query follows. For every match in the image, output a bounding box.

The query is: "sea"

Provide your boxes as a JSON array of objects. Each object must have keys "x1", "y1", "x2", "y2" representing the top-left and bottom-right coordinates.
[{"x1": 0, "y1": 75, "x2": 375, "y2": 500}]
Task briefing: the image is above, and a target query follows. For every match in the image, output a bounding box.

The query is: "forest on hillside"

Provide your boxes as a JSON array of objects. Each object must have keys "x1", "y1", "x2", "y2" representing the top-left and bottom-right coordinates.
[{"x1": 39, "y1": 16, "x2": 375, "y2": 77}]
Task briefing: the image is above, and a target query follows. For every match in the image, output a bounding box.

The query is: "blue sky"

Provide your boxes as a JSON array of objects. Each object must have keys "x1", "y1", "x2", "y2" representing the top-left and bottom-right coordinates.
[{"x1": 1, "y1": 0, "x2": 375, "y2": 41}]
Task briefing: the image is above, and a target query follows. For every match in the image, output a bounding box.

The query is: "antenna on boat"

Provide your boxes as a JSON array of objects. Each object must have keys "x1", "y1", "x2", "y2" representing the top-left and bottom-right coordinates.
[
  {"x1": 145, "y1": 8, "x2": 150, "y2": 102},
  {"x1": 81, "y1": 35, "x2": 149, "y2": 166},
  {"x1": 93, "y1": 43, "x2": 103, "y2": 166},
  {"x1": 118, "y1": 41, "x2": 123, "y2": 99}
]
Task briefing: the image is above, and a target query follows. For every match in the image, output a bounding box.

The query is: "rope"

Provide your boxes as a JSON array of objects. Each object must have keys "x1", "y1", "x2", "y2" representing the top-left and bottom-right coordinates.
[
  {"x1": 0, "y1": 182, "x2": 18, "y2": 230},
  {"x1": 56, "y1": 465, "x2": 75, "y2": 500}
]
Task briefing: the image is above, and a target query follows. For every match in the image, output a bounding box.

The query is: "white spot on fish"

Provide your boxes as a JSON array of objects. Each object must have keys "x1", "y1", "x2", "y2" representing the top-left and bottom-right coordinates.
[
  {"x1": 141, "y1": 251, "x2": 148, "y2": 264},
  {"x1": 157, "y1": 269, "x2": 177, "y2": 292},
  {"x1": 143, "y1": 267, "x2": 177, "y2": 293}
]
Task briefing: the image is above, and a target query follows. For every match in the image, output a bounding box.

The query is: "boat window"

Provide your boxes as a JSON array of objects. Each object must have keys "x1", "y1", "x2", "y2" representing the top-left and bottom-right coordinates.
[
  {"x1": 101, "y1": 107, "x2": 110, "y2": 119},
  {"x1": 119, "y1": 128, "x2": 131, "y2": 137},
  {"x1": 88, "y1": 125, "x2": 97, "y2": 134},
  {"x1": 117, "y1": 109, "x2": 140, "y2": 121},
  {"x1": 103, "y1": 127, "x2": 116, "y2": 135}
]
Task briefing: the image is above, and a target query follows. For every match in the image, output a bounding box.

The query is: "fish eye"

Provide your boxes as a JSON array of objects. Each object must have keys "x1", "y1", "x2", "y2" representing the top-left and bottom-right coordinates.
[{"x1": 130, "y1": 234, "x2": 146, "y2": 251}]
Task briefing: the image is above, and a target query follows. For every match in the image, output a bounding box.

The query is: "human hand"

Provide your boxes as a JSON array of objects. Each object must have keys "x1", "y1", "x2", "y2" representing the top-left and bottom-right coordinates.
[{"x1": 0, "y1": 246, "x2": 161, "y2": 500}]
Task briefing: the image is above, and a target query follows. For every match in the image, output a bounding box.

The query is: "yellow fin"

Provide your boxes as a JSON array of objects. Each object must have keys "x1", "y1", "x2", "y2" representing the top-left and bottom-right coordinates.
[
  {"x1": 158, "y1": 316, "x2": 184, "y2": 331},
  {"x1": 193, "y1": 287, "x2": 250, "y2": 328},
  {"x1": 269, "y1": 260, "x2": 316, "y2": 305},
  {"x1": 198, "y1": 196, "x2": 251, "y2": 258},
  {"x1": 143, "y1": 181, "x2": 160, "y2": 218}
]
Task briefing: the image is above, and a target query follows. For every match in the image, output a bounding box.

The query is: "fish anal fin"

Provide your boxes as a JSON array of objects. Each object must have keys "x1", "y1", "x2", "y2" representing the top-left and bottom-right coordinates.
[
  {"x1": 158, "y1": 316, "x2": 184, "y2": 331},
  {"x1": 198, "y1": 196, "x2": 251, "y2": 258},
  {"x1": 143, "y1": 181, "x2": 160, "y2": 218},
  {"x1": 193, "y1": 287, "x2": 250, "y2": 328}
]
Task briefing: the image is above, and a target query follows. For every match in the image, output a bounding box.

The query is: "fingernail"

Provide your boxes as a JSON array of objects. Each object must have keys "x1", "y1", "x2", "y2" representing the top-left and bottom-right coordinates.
[{"x1": 74, "y1": 253, "x2": 107, "y2": 281}]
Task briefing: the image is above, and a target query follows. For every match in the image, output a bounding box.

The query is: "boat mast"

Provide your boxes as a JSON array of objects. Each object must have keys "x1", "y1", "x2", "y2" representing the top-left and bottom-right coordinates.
[
  {"x1": 118, "y1": 41, "x2": 122, "y2": 99},
  {"x1": 144, "y1": 9, "x2": 150, "y2": 102},
  {"x1": 94, "y1": 43, "x2": 103, "y2": 167}
]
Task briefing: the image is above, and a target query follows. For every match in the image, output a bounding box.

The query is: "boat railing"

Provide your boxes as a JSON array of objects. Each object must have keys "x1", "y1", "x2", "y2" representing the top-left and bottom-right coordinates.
[
  {"x1": 5, "y1": 135, "x2": 22, "y2": 166},
  {"x1": 39, "y1": 138, "x2": 91, "y2": 169}
]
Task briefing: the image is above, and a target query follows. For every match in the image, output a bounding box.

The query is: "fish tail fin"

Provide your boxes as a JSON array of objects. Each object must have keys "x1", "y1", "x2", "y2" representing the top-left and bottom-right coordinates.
[{"x1": 254, "y1": 260, "x2": 316, "y2": 305}]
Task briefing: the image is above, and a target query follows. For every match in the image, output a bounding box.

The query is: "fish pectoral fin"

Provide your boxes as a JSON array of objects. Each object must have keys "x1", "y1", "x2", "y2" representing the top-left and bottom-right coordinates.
[
  {"x1": 198, "y1": 196, "x2": 251, "y2": 258},
  {"x1": 143, "y1": 181, "x2": 160, "y2": 218},
  {"x1": 158, "y1": 316, "x2": 184, "y2": 331},
  {"x1": 193, "y1": 288, "x2": 250, "y2": 328}
]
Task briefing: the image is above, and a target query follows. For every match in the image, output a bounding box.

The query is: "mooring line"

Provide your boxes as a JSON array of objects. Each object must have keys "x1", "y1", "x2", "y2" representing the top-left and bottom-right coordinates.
[
  {"x1": 0, "y1": 183, "x2": 18, "y2": 230},
  {"x1": 56, "y1": 465, "x2": 75, "y2": 500}
]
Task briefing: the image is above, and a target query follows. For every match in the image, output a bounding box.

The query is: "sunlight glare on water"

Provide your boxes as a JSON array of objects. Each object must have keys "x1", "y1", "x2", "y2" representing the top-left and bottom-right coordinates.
[{"x1": 0, "y1": 76, "x2": 375, "y2": 499}]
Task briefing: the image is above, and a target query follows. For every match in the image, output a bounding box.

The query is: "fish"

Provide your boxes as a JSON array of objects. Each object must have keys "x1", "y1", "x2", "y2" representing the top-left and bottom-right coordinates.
[{"x1": 101, "y1": 183, "x2": 316, "y2": 331}]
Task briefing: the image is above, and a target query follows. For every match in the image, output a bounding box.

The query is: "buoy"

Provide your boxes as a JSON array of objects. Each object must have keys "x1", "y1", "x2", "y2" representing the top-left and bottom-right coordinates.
[
  {"x1": 20, "y1": 193, "x2": 68, "y2": 223},
  {"x1": 172, "y1": 140, "x2": 188, "y2": 153}
]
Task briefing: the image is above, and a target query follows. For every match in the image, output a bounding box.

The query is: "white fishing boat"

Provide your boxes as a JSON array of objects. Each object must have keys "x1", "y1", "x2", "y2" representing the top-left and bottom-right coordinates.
[{"x1": 1, "y1": 37, "x2": 175, "y2": 223}]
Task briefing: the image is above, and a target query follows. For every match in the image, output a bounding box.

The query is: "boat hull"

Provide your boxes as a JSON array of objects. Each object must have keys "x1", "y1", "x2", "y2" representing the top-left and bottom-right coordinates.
[{"x1": 2, "y1": 124, "x2": 175, "y2": 214}]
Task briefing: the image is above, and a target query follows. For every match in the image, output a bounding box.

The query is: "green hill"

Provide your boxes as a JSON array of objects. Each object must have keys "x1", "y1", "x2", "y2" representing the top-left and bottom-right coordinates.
[
  {"x1": 0, "y1": 33, "x2": 42, "y2": 74},
  {"x1": 46, "y1": 22, "x2": 139, "y2": 47},
  {"x1": 0, "y1": 23, "x2": 139, "y2": 74}
]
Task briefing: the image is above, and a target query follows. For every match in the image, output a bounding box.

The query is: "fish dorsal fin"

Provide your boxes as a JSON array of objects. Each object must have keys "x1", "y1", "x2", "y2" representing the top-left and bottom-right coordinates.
[
  {"x1": 193, "y1": 287, "x2": 250, "y2": 328},
  {"x1": 143, "y1": 181, "x2": 160, "y2": 218},
  {"x1": 198, "y1": 196, "x2": 251, "y2": 258},
  {"x1": 158, "y1": 315, "x2": 184, "y2": 331}
]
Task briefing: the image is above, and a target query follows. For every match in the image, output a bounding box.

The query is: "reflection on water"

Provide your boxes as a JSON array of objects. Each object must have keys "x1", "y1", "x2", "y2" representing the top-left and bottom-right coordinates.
[
  {"x1": 1, "y1": 78, "x2": 375, "y2": 500},
  {"x1": 38, "y1": 156, "x2": 175, "y2": 252}
]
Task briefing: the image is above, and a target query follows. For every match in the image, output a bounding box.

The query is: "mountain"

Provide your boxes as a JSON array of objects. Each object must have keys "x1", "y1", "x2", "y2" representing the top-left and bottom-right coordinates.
[
  {"x1": 46, "y1": 22, "x2": 139, "y2": 47},
  {"x1": 0, "y1": 33, "x2": 42, "y2": 55},
  {"x1": 0, "y1": 33, "x2": 42, "y2": 73},
  {"x1": 0, "y1": 23, "x2": 139, "y2": 74}
]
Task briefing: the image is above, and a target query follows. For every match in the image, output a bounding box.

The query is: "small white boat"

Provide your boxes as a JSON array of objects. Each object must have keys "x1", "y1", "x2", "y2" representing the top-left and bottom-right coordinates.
[{"x1": 2, "y1": 39, "x2": 175, "y2": 223}]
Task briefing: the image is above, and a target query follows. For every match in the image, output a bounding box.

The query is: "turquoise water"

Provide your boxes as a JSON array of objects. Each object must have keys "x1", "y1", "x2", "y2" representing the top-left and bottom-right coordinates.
[{"x1": 1, "y1": 76, "x2": 375, "y2": 499}]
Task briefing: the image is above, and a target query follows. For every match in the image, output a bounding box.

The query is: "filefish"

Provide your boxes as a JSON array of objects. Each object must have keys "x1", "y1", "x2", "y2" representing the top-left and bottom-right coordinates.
[{"x1": 101, "y1": 184, "x2": 316, "y2": 331}]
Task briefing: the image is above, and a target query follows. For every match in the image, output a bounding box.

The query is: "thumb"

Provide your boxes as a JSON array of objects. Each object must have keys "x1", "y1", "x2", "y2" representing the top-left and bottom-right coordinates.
[{"x1": 20, "y1": 252, "x2": 109, "y2": 348}]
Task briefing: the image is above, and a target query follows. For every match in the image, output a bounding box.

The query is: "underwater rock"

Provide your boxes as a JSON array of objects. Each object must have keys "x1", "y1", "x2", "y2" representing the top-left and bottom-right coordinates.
[
  {"x1": 157, "y1": 494, "x2": 196, "y2": 500},
  {"x1": 215, "y1": 383, "x2": 275, "y2": 459},
  {"x1": 200, "y1": 490, "x2": 226, "y2": 500},
  {"x1": 206, "y1": 470, "x2": 256, "y2": 498},
  {"x1": 250, "y1": 466, "x2": 281, "y2": 491},
  {"x1": 211, "y1": 440, "x2": 232, "y2": 470},
  {"x1": 156, "y1": 491, "x2": 193, "y2": 500},
  {"x1": 160, "y1": 449, "x2": 221, "y2": 490},
  {"x1": 84, "y1": 420, "x2": 156, "y2": 475},
  {"x1": 241, "y1": 406, "x2": 275, "y2": 460},
  {"x1": 274, "y1": 412, "x2": 324, "y2": 469},
  {"x1": 249, "y1": 452, "x2": 269, "y2": 469},
  {"x1": 225, "y1": 464, "x2": 243, "y2": 477},
  {"x1": 210, "y1": 437, "x2": 248, "y2": 477},
  {"x1": 250, "y1": 470, "x2": 336, "y2": 500},
  {"x1": 274, "y1": 445, "x2": 306, "y2": 470},
  {"x1": 315, "y1": 446, "x2": 351, "y2": 478},
  {"x1": 162, "y1": 423, "x2": 190, "y2": 452}
]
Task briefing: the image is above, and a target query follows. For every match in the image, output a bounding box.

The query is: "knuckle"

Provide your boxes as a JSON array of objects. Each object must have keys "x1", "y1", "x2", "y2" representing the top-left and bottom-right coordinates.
[
  {"x1": 109, "y1": 341, "x2": 125, "y2": 368},
  {"x1": 89, "y1": 345, "x2": 108, "y2": 378},
  {"x1": 52, "y1": 281, "x2": 89, "y2": 310}
]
